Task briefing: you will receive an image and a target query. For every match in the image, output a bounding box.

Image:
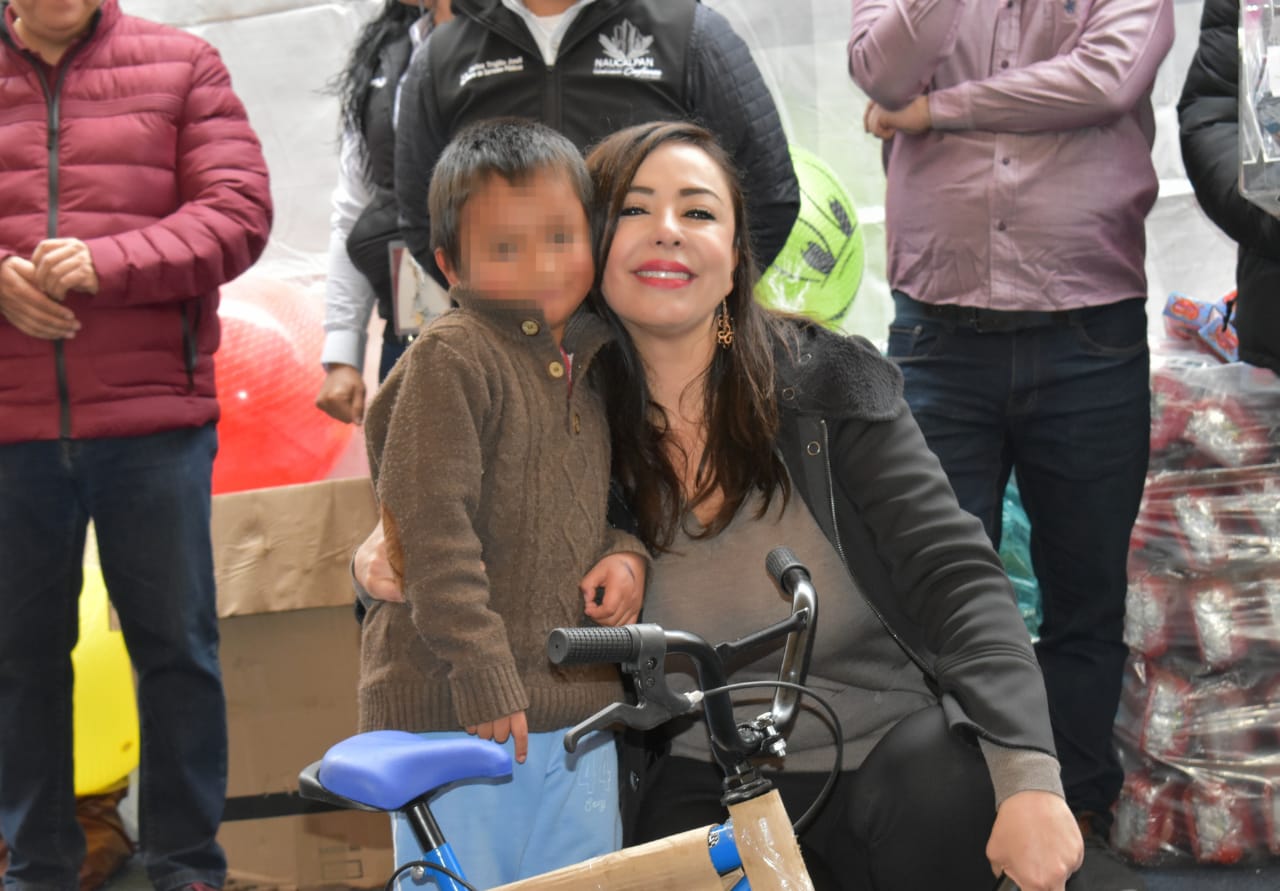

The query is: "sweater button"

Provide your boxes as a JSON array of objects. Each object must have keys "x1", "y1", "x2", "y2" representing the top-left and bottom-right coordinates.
[
  {"x1": 806, "y1": 441, "x2": 821, "y2": 456},
  {"x1": 521, "y1": 320, "x2": 540, "y2": 336},
  {"x1": 548, "y1": 360, "x2": 565, "y2": 379}
]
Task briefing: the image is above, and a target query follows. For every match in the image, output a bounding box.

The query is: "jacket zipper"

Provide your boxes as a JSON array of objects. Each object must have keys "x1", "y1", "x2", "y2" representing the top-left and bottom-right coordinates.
[
  {"x1": 6, "y1": 13, "x2": 99, "y2": 439},
  {"x1": 32, "y1": 59, "x2": 78, "y2": 437},
  {"x1": 818, "y1": 418, "x2": 932, "y2": 678}
]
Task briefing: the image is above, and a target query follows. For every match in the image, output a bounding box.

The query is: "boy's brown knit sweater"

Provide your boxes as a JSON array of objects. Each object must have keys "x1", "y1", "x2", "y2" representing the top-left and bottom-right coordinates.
[{"x1": 359, "y1": 298, "x2": 642, "y2": 734}]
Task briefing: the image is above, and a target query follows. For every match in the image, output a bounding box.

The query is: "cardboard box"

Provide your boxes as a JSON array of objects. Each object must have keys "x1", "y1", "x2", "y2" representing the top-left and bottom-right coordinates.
[
  {"x1": 211, "y1": 477, "x2": 392, "y2": 889},
  {"x1": 218, "y1": 811, "x2": 392, "y2": 891}
]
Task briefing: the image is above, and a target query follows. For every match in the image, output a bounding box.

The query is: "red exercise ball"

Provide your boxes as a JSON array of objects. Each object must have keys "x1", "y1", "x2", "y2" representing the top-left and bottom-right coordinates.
[{"x1": 212, "y1": 276, "x2": 353, "y2": 494}]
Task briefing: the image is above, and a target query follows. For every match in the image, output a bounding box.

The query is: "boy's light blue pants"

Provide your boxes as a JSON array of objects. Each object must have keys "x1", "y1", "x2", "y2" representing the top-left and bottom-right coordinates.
[{"x1": 392, "y1": 729, "x2": 620, "y2": 889}]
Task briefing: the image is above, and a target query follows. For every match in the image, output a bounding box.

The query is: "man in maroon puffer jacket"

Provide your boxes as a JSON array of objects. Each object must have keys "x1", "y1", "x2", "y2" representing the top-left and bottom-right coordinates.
[{"x1": 0, "y1": 2, "x2": 272, "y2": 890}]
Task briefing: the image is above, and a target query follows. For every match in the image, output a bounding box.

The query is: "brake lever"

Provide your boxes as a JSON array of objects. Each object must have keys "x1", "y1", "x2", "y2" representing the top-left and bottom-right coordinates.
[
  {"x1": 561, "y1": 624, "x2": 698, "y2": 752},
  {"x1": 563, "y1": 697, "x2": 695, "y2": 752}
]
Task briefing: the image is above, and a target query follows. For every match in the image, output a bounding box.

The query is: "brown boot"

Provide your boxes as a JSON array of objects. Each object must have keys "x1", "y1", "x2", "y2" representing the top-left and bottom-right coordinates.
[{"x1": 76, "y1": 791, "x2": 134, "y2": 891}]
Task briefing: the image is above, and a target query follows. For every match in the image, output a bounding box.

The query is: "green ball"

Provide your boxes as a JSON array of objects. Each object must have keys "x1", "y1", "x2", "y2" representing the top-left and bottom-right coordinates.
[{"x1": 756, "y1": 145, "x2": 865, "y2": 326}]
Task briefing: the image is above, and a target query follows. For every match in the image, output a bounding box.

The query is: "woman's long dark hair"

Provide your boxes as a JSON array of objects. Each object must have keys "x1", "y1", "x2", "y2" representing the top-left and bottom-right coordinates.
[
  {"x1": 586, "y1": 122, "x2": 791, "y2": 553},
  {"x1": 332, "y1": 1, "x2": 421, "y2": 170}
]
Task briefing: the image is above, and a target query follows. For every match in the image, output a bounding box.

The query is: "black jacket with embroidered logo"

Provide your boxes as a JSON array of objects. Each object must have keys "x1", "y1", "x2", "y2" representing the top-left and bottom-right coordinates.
[{"x1": 395, "y1": 0, "x2": 798, "y2": 280}]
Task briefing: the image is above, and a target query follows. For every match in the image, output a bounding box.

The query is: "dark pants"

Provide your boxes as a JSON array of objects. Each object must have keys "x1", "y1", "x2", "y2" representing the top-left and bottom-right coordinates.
[
  {"x1": 633, "y1": 707, "x2": 998, "y2": 890},
  {"x1": 379, "y1": 322, "x2": 411, "y2": 382},
  {"x1": 0, "y1": 426, "x2": 227, "y2": 891},
  {"x1": 887, "y1": 293, "x2": 1150, "y2": 828}
]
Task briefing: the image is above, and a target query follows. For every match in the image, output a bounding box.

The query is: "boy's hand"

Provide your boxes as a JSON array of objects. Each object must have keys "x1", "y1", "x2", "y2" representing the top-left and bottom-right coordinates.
[
  {"x1": 581, "y1": 551, "x2": 645, "y2": 626},
  {"x1": 467, "y1": 710, "x2": 529, "y2": 764}
]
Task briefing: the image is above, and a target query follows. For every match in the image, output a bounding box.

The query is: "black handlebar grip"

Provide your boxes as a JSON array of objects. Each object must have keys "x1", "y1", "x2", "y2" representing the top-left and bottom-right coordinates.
[
  {"x1": 765, "y1": 546, "x2": 806, "y2": 586},
  {"x1": 547, "y1": 625, "x2": 642, "y2": 665}
]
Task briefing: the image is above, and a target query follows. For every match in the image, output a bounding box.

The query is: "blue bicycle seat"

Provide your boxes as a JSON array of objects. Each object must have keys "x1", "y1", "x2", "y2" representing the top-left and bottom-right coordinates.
[{"x1": 312, "y1": 731, "x2": 512, "y2": 811}]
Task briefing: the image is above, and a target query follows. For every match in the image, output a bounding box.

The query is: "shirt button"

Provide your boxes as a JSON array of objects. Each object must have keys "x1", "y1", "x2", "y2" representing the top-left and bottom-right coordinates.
[
  {"x1": 1000, "y1": 60, "x2": 1009, "y2": 69},
  {"x1": 996, "y1": 221, "x2": 1007, "y2": 232},
  {"x1": 782, "y1": 387, "x2": 796, "y2": 401},
  {"x1": 548, "y1": 360, "x2": 565, "y2": 379},
  {"x1": 521, "y1": 320, "x2": 540, "y2": 336},
  {"x1": 1001, "y1": 157, "x2": 1010, "y2": 166},
  {"x1": 806, "y1": 441, "x2": 821, "y2": 456}
]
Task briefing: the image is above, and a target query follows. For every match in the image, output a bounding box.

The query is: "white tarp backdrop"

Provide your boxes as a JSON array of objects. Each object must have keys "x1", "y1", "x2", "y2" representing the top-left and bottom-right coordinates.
[{"x1": 120, "y1": 0, "x2": 1236, "y2": 343}]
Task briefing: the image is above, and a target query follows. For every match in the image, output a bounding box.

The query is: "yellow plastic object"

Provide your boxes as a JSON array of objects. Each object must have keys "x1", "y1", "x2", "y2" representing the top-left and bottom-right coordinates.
[{"x1": 71, "y1": 565, "x2": 139, "y2": 796}]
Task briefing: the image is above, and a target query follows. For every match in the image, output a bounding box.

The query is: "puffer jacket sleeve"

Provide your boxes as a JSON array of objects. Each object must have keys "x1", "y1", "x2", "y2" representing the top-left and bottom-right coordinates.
[
  {"x1": 686, "y1": 4, "x2": 798, "y2": 271},
  {"x1": 86, "y1": 39, "x2": 272, "y2": 305},
  {"x1": 1178, "y1": 0, "x2": 1280, "y2": 260},
  {"x1": 831, "y1": 398, "x2": 1056, "y2": 754}
]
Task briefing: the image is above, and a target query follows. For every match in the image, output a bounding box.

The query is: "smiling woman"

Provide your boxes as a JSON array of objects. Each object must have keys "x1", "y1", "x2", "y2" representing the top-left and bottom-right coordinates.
[
  {"x1": 600, "y1": 142, "x2": 737, "y2": 351},
  {"x1": 584, "y1": 121, "x2": 1084, "y2": 891}
]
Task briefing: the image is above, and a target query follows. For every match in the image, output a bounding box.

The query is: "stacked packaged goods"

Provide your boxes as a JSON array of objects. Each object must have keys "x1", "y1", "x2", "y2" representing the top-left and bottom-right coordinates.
[{"x1": 1113, "y1": 344, "x2": 1280, "y2": 865}]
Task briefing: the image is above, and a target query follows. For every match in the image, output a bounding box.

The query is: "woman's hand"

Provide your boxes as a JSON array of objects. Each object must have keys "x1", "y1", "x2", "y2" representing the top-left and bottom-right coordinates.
[
  {"x1": 354, "y1": 520, "x2": 404, "y2": 603},
  {"x1": 986, "y1": 790, "x2": 1084, "y2": 891},
  {"x1": 580, "y1": 551, "x2": 645, "y2": 626},
  {"x1": 467, "y1": 710, "x2": 529, "y2": 764}
]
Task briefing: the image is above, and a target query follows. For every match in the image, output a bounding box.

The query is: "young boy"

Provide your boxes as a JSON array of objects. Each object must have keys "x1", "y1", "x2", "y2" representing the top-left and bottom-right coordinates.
[{"x1": 358, "y1": 119, "x2": 646, "y2": 885}]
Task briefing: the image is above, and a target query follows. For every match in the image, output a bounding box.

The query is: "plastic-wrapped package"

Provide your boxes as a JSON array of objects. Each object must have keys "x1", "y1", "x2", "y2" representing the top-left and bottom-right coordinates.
[
  {"x1": 1113, "y1": 768, "x2": 1190, "y2": 865},
  {"x1": 1115, "y1": 340, "x2": 1280, "y2": 865},
  {"x1": 1186, "y1": 777, "x2": 1262, "y2": 865},
  {"x1": 1145, "y1": 347, "x2": 1280, "y2": 474}
]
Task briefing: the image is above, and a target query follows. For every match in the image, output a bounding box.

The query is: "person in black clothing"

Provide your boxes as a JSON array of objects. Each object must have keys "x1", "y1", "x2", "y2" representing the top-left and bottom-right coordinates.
[
  {"x1": 1179, "y1": 0, "x2": 1280, "y2": 375},
  {"x1": 394, "y1": 0, "x2": 799, "y2": 284},
  {"x1": 316, "y1": 0, "x2": 450, "y2": 425}
]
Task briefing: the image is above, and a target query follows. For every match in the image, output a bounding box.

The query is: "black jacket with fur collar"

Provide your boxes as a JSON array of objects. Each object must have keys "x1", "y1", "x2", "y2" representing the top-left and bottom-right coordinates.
[{"x1": 775, "y1": 322, "x2": 1057, "y2": 756}]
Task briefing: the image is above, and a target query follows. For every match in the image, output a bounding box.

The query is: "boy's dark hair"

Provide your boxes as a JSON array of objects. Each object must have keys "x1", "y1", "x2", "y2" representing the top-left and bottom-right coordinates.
[{"x1": 429, "y1": 118, "x2": 592, "y2": 272}]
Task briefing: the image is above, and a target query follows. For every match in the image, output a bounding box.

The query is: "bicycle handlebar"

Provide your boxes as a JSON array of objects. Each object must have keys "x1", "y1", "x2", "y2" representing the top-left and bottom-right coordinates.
[
  {"x1": 547, "y1": 546, "x2": 818, "y2": 775},
  {"x1": 547, "y1": 625, "x2": 643, "y2": 666}
]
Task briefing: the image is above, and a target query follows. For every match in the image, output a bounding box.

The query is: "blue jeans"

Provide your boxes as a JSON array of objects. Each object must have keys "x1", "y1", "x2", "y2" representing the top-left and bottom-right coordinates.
[
  {"x1": 392, "y1": 730, "x2": 620, "y2": 890},
  {"x1": 0, "y1": 425, "x2": 227, "y2": 891},
  {"x1": 887, "y1": 293, "x2": 1150, "y2": 827}
]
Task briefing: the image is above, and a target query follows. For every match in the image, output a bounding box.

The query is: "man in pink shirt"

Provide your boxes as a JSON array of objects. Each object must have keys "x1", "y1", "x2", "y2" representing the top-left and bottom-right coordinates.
[{"x1": 849, "y1": 1, "x2": 1173, "y2": 889}]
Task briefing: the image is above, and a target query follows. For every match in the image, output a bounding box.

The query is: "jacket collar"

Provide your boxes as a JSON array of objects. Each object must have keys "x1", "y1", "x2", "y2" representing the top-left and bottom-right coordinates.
[
  {"x1": 776, "y1": 321, "x2": 904, "y2": 421},
  {"x1": 450, "y1": 289, "x2": 612, "y2": 364}
]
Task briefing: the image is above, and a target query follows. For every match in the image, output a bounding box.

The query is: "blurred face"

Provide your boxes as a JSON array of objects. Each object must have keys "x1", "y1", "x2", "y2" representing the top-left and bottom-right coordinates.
[
  {"x1": 600, "y1": 142, "x2": 737, "y2": 345},
  {"x1": 436, "y1": 169, "x2": 593, "y2": 343},
  {"x1": 9, "y1": 0, "x2": 101, "y2": 56}
]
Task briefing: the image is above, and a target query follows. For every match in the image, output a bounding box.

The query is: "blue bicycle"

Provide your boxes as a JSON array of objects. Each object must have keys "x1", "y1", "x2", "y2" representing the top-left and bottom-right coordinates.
[
  {"x1": 299, "y1": 546, "x2": 1021, "y2": 891},
  {"x1": 299, "y1": 547, "x2": 831, "y2": 890}
]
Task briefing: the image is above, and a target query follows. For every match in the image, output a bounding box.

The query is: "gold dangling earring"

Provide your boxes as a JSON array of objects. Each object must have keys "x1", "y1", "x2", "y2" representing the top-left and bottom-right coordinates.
[{"x1": 716, "y1": 299, "x2": 734, "y2": 349}]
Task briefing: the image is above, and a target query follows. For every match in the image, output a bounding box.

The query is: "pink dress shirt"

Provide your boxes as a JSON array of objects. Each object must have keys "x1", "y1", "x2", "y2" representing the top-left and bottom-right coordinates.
[{"x1": 849, "y1": 0, "x2": 1175, "y2": 311}]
